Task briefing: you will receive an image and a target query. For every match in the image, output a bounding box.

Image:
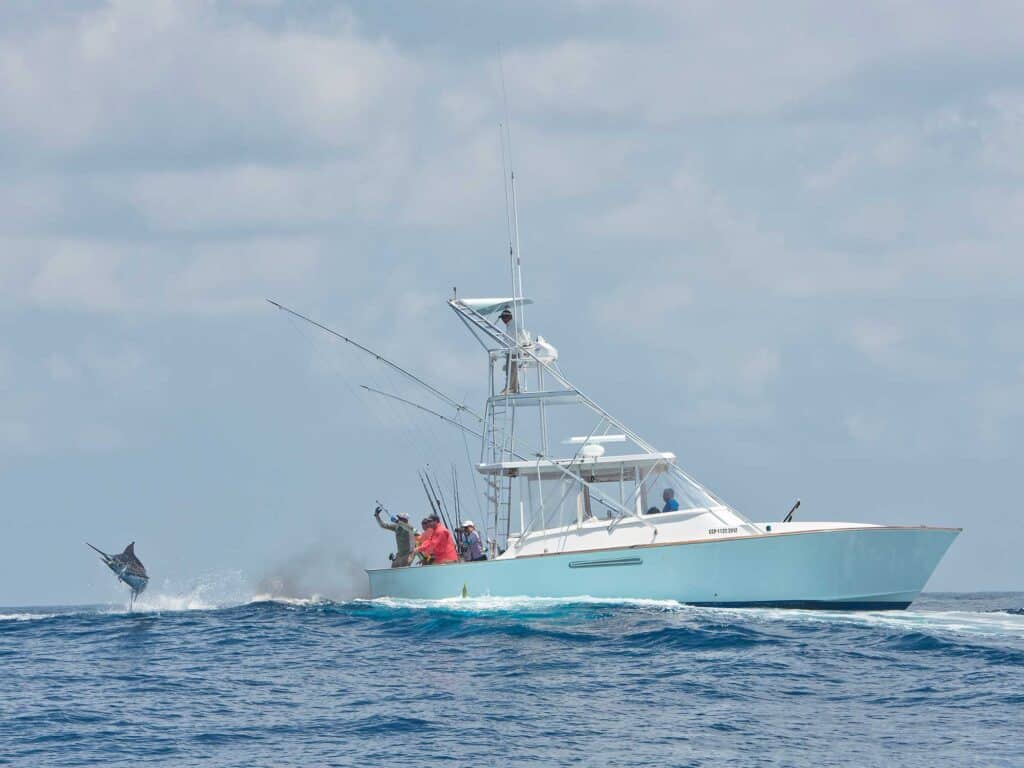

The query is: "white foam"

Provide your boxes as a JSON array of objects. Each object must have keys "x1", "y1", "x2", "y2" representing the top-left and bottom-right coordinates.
[
  {"x1": 835, "y1": 609, "x2": 1024, "y2": 638},
  {"x1": 695, "y1": 604, "x2": 1024, "y2": 639},
  {"x1": 248, "y1": 594, "x2": 333, "y2": 607},
  {"x1": 130, "y1": 570, "x2": 252, "y2": 614},
  {"x1": 363, "y1": 594, "x2": 683, "y2": 613},
  {"x1": 0, "y1": 612, "x2": 57, "y2": 622},
  {"x1": 357, "y1": 595, "x2": 1024, "y2": 639}
]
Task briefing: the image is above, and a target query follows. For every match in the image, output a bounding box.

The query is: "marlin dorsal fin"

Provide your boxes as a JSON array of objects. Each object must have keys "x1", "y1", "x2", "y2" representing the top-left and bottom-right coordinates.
[{"x1": 122, "y1": 542, "x2": 135, "y2": 558}]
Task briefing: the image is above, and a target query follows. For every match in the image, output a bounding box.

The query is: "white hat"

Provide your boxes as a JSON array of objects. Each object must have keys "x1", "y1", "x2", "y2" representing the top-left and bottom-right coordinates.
[{"x1": 462, "y1": 520, "x2": 475, "y2": 528}]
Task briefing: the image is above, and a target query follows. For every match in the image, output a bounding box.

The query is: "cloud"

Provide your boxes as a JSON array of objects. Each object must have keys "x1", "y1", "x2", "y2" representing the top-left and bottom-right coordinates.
[
  {"x1": 30, "y1": 252, "x2": 125, "y2": 312},
  {"x1": 501, "y1": 29, "x2": 854, "y2": 123},
  {"x1": 166, "y1": 249, "x2": 322, "y2": 315},
  {"x1": 5, "y1": 251, "x2": 324, "y2": 316},
  {"x1": 502, "y1": 3, "x2": 1024, "y2": 124},
  {"x1": 0, "y1": 0, "x2": 418, "y2": 163},
  {"x1": 0, "y1": 334, "x2": 161, "y2": 459}
]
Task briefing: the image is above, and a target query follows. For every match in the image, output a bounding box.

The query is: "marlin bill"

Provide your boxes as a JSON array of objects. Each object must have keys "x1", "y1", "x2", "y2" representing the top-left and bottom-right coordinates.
[{"x1": 88, "y1": 541, "x2": 149, "y2": 601}]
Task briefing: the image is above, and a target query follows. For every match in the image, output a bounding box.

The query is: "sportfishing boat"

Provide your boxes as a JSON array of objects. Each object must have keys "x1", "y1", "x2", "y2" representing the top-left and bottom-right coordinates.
[{"x1": 273, "y1": 273, "x2": 959, "y2": 610}]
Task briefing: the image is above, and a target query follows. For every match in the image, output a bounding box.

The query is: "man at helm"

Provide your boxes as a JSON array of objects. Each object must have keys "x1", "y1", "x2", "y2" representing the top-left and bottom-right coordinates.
[{"x1": 662, "y1": 488, "x2": 680, "y2": 513}]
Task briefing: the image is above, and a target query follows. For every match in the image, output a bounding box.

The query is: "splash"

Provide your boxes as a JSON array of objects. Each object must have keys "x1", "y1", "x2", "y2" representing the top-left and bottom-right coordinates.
[{"x1": 130, "y1": 570, "x2": 252, "y2": 613}]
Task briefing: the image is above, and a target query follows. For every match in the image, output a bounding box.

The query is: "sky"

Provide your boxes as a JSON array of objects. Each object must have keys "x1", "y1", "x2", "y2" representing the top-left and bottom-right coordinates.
[{"x1": 1, "y1": 0, "x2": 1022, "y2": 605}]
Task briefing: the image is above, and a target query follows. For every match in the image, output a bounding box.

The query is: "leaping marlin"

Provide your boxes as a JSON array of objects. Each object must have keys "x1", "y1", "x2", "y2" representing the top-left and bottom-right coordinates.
[{"x1": 87, "y1": 542, "x2": 149, "y2": 607}]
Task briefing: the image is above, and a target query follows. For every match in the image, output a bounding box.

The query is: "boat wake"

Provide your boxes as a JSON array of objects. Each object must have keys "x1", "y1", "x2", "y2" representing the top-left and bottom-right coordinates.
[
  {"x1": 703, "y1": 604, "x2": 1024, "y2": 639},
  {"x1": 364, "y1": 594, "x2": 683, "y2": 614},
  {"x1": 5, "y1": 592, "x2": 1021, "y2": 648}
]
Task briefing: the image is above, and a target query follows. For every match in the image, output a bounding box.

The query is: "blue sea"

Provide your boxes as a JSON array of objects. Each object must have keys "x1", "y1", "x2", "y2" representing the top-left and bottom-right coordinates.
[{"x1": 2, "y1": 591, "x2": 1021, "y2": 767}]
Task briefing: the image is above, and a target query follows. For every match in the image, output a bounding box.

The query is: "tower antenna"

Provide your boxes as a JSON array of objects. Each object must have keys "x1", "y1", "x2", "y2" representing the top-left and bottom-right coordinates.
[{"x1": 499, "y1": 54, "x2": 527, "y2": 332}]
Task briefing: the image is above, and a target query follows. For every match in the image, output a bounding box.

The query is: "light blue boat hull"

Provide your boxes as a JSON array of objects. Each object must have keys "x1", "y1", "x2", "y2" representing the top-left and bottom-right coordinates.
[{"x1": 368, "y1": 527, "x2": 960, "y2": 609}]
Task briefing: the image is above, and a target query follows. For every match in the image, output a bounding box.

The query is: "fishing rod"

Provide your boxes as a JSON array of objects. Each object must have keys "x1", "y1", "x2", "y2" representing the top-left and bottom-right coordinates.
[
  {"x1": 268, "y1": 300, "x2": 483, "y2": 423},
  {"x1": 376, "y1": 499, "x2": 410, "y2": 526},
  {"x1": 417, "y1": 470, "x2": 440, "y2": 520},
  {"x1": 429, "y1": 468, "x2": 449, "y2": 520},
  {"x1": 363, "y1": 384, "x2": 528, "y2": 463},
  {"x1": 452, "y1": 464, "x2": 470, "y2": 559},
  {"x1": 451, "y1": 464, "x2": 462, "y2": 532},
  {"x1": 364, "y1": 384, "x2": 483, "y2": 539},
  {"x1": 424, "y1": 468, "x2": 454, "y2": 533},
  {"x1": 360, "y1": 386, "x2": 484, "y2": 440}
]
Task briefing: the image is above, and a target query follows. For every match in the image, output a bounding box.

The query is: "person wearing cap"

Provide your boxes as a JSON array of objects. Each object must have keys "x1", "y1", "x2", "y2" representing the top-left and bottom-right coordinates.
[
  {"x1": 459, "y1": 520, "x2": 487, "y2": 562},
  {"x1": 414, "y1": 515, "x2": 458, "y2": 565},
  {"x1": 373, "y1": 505, "x2": 417, "y2": 568}
]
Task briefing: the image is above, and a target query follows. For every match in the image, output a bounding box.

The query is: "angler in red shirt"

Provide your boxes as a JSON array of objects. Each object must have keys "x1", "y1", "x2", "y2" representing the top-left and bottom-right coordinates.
[{"x1": 414, "y1": 516, "x2": 458, "y2": 564}]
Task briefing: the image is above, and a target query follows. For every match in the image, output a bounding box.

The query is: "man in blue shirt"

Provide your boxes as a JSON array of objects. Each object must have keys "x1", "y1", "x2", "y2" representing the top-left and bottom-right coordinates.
[{"x1": 662, "y1": 488, "x2": 680, "y2": 513}]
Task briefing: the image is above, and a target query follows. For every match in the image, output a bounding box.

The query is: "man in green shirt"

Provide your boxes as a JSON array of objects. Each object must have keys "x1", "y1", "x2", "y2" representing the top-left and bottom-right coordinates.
[{"x1": 374, "y1": 506, "x2": 417, "y2": 567}]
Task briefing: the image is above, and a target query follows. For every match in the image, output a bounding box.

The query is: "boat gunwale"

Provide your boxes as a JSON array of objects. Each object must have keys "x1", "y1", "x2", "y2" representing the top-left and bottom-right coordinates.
[{"x1": 365, "y1": 524, "x2": 962, "y2": 574}]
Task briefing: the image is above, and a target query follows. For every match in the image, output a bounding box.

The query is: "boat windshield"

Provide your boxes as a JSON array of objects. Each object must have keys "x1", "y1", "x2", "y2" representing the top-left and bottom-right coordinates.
[{"x1": 515, "y1": 457, "x2": 718, "y2": 533}]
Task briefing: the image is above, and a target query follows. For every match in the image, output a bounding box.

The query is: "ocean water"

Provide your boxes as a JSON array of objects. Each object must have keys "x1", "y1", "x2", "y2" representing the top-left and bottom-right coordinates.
[{"x1": 1, "y1": 591, "x2": 1021, "y2": 767}]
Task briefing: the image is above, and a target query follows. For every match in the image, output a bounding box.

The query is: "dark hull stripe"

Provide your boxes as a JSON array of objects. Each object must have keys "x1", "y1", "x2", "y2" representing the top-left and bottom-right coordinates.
[{"x1": 568, "y1": 557, "x2": 643, "y2": 569}]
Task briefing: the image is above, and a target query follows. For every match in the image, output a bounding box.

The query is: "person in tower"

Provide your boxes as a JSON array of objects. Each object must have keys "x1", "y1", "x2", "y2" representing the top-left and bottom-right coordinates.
[{"x1": 414, "y1": 515, "x2": 459, "y2": 565}]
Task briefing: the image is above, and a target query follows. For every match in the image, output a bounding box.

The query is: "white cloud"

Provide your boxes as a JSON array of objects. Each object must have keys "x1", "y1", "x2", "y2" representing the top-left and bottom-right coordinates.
[
  {"x1": 502, "y1": 32, "x2": 852, "y2": 123},
  {"x1": 0, "y1": 1, "x2": 418, "y2": 158},
  {"x1": 5, "y1": 248, "x2": 325, "y2": 315},
  {"x1": 30, "y1": 252, "x2": 125, "y2": 312},
  {"x1": 502, "y1": 3, "x2": 1024, "y2": 124},
  {"x1": 585, "y1": 169, "x2": 746, "y2": 244}
]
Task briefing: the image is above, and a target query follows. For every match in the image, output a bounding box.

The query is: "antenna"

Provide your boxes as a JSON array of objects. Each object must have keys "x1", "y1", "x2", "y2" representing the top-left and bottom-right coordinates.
[
  {"x1": 499, "y1": 122, "x2": 514, "y2": 280},
  {"x1": 499, "y1": 54, "x2": 527, "y2": 333}
]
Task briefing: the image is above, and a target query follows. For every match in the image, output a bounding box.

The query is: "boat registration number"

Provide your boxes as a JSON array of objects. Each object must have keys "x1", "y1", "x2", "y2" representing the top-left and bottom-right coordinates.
[{"x1": 708, "y1": 527, "x2": 738, "y2": 535}]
